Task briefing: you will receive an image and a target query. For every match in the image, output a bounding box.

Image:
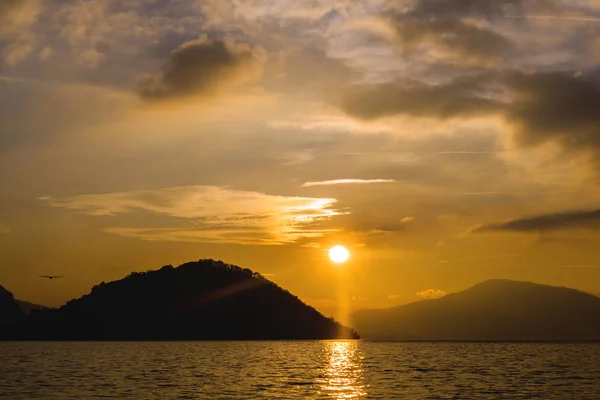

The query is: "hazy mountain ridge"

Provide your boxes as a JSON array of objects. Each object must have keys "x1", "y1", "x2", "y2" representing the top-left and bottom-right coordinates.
[
  {"x1": 0, "y1": 287, "x2": 50, "y2": 318},
  {"x1": 15, "y1": 300, "x2": 49, "y2": 315},
  {"x1": 4, "y1": 259, "x2": 358, "y2": 341},
  {"x1": 351, "y1": 279, "x2": 600, "y2": 341}
]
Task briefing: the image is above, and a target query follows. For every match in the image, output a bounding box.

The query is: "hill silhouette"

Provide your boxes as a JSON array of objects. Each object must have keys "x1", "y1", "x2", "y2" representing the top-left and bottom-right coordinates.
[
  {"x1": 0, "y1": 286, "x2": 24, "y2": 326},
  {"x1": 15, "y1": 299, "x2": 49, "y2": 315},
  {"x1": 13, "y1": 259, "x2": 358, "y2": 340},
  {"x1": 351, "y1": 280, "x2": 600, "y2": 341}
]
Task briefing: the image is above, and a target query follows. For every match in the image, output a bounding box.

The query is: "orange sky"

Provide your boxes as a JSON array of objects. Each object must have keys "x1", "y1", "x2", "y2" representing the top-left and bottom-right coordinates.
[{"x1": 2, "y1": 0, "x2": 600, "y2": 321}]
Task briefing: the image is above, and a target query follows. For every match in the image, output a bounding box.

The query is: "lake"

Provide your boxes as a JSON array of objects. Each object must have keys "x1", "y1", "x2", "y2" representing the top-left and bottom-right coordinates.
[{"x1": 1, "y1": 341, "x2": 599, "y2": 399}]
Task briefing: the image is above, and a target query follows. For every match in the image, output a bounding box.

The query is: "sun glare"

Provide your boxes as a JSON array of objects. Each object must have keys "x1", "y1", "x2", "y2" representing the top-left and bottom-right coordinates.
[{"x1": 329, "y1": 245, "x2": 350, "y2": 264}]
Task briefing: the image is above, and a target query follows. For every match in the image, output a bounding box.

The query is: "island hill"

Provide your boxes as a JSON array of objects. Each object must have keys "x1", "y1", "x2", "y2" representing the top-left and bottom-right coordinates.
[
  {"x1": 1, "y1": 260, "x2": 358, "y2": 341},
  {"x1": 351, "y1": 279, "x2": 600, "y2": 341}
]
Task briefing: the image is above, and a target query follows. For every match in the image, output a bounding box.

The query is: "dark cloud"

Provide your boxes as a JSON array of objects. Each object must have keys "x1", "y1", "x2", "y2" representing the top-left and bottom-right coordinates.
[
  {"x1": 341, "y1": 69, "x2": 600, "y2": 165},
  {"x1": 474, "y1": 208, "x2": 600, "y2": 233},
  {"x1": 138, "y1": 38, "x2": 263, "y2": 100},
  {"x1": 381, "y1": 0, "x2": 563, "y2": 72},
  {"x1": 409, "y1": 0, "x2": 561, "y2": 20},
  {"x1": 393, "y1": 18, "x2": 514, "y2": 65},
  {"x1": 507, "y1": 72, "x2": 600, "y2": 155},
  {"x1": 386, "y1": 0, "x2": 557, "y2": 67},
  {"x1": 105, "y1": 0, "x2": 205, "y2": 20},
  {"x1": 340, "y1": 75, "x2": 502, "y2": 120},
  {"x1": 407, "y1": 0, "x2": 538, "y2": 19}
]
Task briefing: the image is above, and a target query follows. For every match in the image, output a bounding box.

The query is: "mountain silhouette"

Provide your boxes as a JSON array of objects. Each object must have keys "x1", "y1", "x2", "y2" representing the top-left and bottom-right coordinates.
[
  {"x1": 14, "y1": 259, "x2": 358, "y2": 340},
  {"x1": 0, "y1": 286, "x2": 24, "y2": 326},
  {"x1": 351, "y1": 280, "x2": 600, "y2": 341},
  {"x1": 15, "y1": 299, "x2": 49, "y2": 315}
]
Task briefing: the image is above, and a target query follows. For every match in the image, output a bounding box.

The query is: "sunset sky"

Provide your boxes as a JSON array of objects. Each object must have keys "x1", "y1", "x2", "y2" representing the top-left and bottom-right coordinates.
[{"x1": 2, "y1": 0, "x2": 600, "y2": 319}]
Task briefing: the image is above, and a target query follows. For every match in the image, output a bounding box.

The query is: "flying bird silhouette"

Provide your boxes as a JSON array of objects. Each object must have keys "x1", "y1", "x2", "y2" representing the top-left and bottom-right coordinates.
[{"x1": 39, "y1": 275, "x2": 63, "y2": 280}]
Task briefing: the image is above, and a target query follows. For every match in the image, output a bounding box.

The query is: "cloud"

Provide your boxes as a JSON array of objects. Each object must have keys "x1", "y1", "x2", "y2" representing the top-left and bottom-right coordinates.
[
  {"x1": 508, "y1": 15, "x2": 600, "y2": 23},
  {"x1": 302, "y1": 179, "x2": 398, "y2": 187},
  {"x1": 400, "y1": 216, "x2": 415, "y2": 223},
  {"x1": 506, "y1": 72, "x2": 600, "y2": 158},
  {"x1": 301, "y1": 242, "x2": 322, "y2": 249},
  {"x1": 138, "y1": 37, "x2": 266, "y2": 100},
  {"x1": 417, "y1": 289, "x2": 447, "y2": 299},
  {"x1": 0, "y1": 0, "x2": 21, "y2": 20},
  {"x1": 0, "y1": 0, "x2": 39, "y2": 65},
  {"x1": 103, "y1": 226, "x2": 337, "y2": 246},
  {"x1": 201, "y1": 0, "x2": 344, "y2": 29},
  {"x1": 340, "y1": 75, "x2": 502, "y2": 120},
  {"x1": 473, "y1": 208, "x2": 600, "y2": 233},
  {"x1": 0, "y1": 225, "x2": 10, "y2": 234},
  {"x1": 267, "y1": 114, "x2": 395, "y2": 135},
  {"x1": 380, "y1": 0, "x2": 553, "y2": 72},
  {"x1": 340, "y1": 69, "x2": 600, "y2": 171},
  {"x1": 406, "y1": 0, "x2": 531, "y2": 19},
  {"x1": 39, "y1": 186, "x2": 342, "y2": 245},
  {"x1": 436, "y1": 151, "x2": 503, "y2": 154},
  {"x1": 4, "y1": 41, "x2": 32, "y2": 65},
  {"x1": 0, "y1": 0, "x2": 38, "y2": 30},
  {"x1": 392, "y1": 18, "x2": 514, "y2": 66}
]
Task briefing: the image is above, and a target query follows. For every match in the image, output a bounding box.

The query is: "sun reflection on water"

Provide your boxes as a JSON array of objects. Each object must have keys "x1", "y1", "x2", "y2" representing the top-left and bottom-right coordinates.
[{"x1": 319, "y1": 341, "x2": 367, "y2": 399}]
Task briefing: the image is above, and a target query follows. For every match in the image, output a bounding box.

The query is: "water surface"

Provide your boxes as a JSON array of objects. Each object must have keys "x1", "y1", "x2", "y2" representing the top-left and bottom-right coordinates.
[{"x1": 1, "y1": 341, "x2": 599, "y2": 399}]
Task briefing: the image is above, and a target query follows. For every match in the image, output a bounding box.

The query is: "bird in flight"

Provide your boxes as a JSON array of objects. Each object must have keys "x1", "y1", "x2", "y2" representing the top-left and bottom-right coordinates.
[{"x1": 39, "y1": 275, "x2": 63, "y2": 280}]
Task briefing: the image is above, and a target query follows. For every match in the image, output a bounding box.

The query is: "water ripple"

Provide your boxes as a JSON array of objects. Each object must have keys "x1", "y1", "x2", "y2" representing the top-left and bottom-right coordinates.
[{"x1": 1, "y1": 342, "x2": 600, "y2": 399}]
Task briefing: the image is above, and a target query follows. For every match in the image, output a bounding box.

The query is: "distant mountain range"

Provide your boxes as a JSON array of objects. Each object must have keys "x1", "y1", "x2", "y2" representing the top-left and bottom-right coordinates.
[
  {"x1": 4, "y1": 267, "x2": 600, "y2": 341},
  {"x1": 351, "y1": 280, "x2": 600, "y2": 341},
  {"x1": 0, "y1": 290, "x2": 49, "y2": 325},
  {"x1": 1, "y1": 260, "x2": 358, "y2": 341},
  {"x1": 15, "y1": 300, "x2": 49, "y2": 315}
]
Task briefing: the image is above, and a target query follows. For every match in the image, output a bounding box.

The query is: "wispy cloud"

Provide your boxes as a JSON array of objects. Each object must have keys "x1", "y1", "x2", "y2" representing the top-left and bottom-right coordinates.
[
  {"x1": 473, "y1": 209, "x2": 600, "y2": 233},
  {"x1": 104, "y1": 226, "x2": 338, "y2": 246},
  {"x1": 417, "y1": 289, "x2": 447, "y2": 299},
  {"x1": 302, "y1": 179, "x2": 398, "y2": 187},
  {"x1": 457, "y1": 192, "x2": 501, "y2": 196},
  {"x1": 40, "y1": 186, "x2": 344, "y2": 245},
  {"x1": 301, "y1": 242, "x2": 322, "y2": 249},
  {"x1": 437, "y1": 253, "x2": 522, "y2": 263},
  {"x1": 503, "y1": 15, "x2": 600, "y2": 23},
  {"x1": 267, "y1": 116, "x2": 395, "y2": 135},
  {"x1": 436, "y1": 151, "x2": 503, "y2": 155}
]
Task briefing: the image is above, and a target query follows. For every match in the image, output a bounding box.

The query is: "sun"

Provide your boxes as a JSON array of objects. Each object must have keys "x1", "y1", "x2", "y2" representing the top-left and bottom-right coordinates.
[{"x1": 329, "y1": 245, "x2": 350, "y2": 264}]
